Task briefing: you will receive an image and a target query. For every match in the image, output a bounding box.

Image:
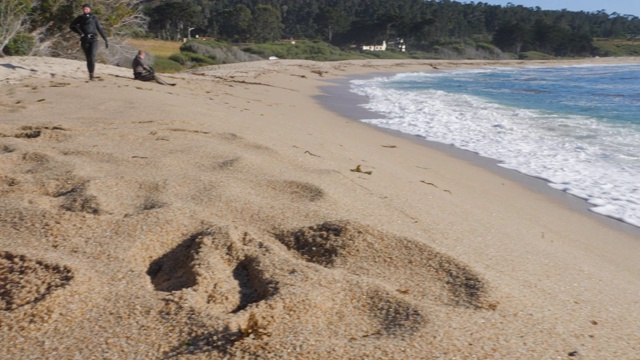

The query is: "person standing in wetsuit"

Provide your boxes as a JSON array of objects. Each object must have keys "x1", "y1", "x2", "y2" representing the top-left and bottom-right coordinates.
[
  {"x1": 132, "y1": 51, "x2": 175, "y2": 86},
  {"x1": 69, "y1": 4, "x2": 108, "y2": 80}
]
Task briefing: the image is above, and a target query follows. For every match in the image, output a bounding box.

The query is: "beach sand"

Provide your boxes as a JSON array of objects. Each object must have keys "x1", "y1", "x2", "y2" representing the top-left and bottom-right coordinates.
[{"x1": 1, "y1": 56, "x2": 640, "y2": 359}]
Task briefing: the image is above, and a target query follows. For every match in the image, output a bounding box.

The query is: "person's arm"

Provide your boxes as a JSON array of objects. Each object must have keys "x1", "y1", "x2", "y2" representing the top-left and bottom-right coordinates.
[
  {"x1": 133, "y1": 57, "x2": 150, "y2": 73},
  {"x1": 133, "y1": 57, "x2": 141, "y2": 71},
  {"x1": 69, "y1": 17, "x2": 83, "y2": 36},
  {"x1": 140, "y1": 58, "x2": 152, "y2": 72},
  {"x1": 95, "y1": 18, "x2": 108, "y2": 48}
]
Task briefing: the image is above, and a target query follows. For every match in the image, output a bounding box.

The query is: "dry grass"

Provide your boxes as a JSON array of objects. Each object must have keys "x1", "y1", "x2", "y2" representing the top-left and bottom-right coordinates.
[
  {"x1": 593, "y1": 37, "x2": 640, "y2": 56},
  {"x1": 125, "y1": 38, "x2": 182, "y2": 57},
  {"x1": 593, "y1": 37, "x2": 640, "y2": 45}
]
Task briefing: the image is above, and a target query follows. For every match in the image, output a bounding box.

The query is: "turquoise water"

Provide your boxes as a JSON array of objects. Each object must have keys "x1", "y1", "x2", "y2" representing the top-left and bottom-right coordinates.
[{"x1": 350, "y1": 63, "x2": 640, "y2": 227}]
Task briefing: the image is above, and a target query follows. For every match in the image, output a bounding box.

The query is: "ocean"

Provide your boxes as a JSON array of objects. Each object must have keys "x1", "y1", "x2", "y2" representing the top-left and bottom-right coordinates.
[{"x1": 349, "y1": 63, "x2": 640, "y2": 228}]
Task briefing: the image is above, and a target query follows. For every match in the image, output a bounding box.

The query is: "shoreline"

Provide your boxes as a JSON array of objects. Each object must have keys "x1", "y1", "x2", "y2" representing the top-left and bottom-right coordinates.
[{"x1": 316, "y1": 70, "x2": 640, "y2": 238}]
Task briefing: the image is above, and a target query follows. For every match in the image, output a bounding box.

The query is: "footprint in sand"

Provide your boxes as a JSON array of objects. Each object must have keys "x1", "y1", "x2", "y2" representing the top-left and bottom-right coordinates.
[
  {"x1": 157, "y1": 222, "x2": 495, "y2": 357},
  {"x1": 266, "y1": 180, "x2": 325, "y2": 202},
  {"x1": 147, "y1": 228, "x2": 278, "y2": 314},
  {"x1": 55, "y1": 181, "x2": 102, "y2": 215},
  {"x1": 274, "y1": 220, "x2": 491, "y2": 309},
  {"x1": 0, "y1": 251, "x2": 73, "y2": 311},
  {"x1": 2, "y1": 149, "x2": 103, "y2": 215},
  {"x1": 0, "y1": 125, "x2": 69, "y2": 142}
]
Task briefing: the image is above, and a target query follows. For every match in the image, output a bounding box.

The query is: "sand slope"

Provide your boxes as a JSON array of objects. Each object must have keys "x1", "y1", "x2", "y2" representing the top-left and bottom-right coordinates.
[{"x1": 1, "y1": 56, "x2": 640, "y2": 359}]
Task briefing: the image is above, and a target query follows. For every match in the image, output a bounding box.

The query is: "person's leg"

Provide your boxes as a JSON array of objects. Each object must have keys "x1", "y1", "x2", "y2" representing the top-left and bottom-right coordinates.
[
  {"x1": 138, "y1": 72, "x2": 156, "y2": 82},
  {"x1": 153, "y1": 74, "x2": 175, "y2": 86},
  {"x1": 81, "y1": 41, "x2": 92, "y2": 78},
  {"x1": 136, "y1": 72, "x2": 175, "y2": 86},
  {"x1": 88, "y1": 41, "x2": 99, "y2": 79},
  {"x1": 82, "y1": 40, "x2": 98, "y2": 79}
]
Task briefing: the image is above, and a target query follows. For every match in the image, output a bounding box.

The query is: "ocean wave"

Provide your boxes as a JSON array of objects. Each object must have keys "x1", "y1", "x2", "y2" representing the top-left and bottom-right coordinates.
[{"x1": 350, "y1": 66, "x2": 640, "y2": 228}]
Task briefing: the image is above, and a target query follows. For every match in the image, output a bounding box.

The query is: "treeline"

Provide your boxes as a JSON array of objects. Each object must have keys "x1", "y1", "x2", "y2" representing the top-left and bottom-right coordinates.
[
  {"x1": 2, "y1": 0, "x2": 640, "y2": 58},
  {"x1": 143, "y1": 0, "x2": 640, "y2": 57}
]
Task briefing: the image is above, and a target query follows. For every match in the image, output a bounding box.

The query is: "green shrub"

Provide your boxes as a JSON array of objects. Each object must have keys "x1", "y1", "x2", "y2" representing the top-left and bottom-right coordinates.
[
  {"x1": 450, "y1": 44, "x2": 465, "y2": 54},
  {"x1": 593, "y1": 45, "x2": 623, "y2": 57},
  {"x1": 242, "y1": 40, "x2": 366, "y2": 61},
  {"x1": 3, "y1": 34, "x2": 35, "y2": 56},
  {"x1": 242, "y1": 43, "x2": 285, "y2": 58},
  {"x1": 182, "y1": 51, "x2": 217, "y2": 65},
  {"x1": 593, "y1": 39, "x2": 640, "y2": 57},
  {"x1": 518, "y1": 51, "x2": 555, "y2": 60},
  {"x1": 152, "y1": 57, "x2": 183, "y2": 73},
  {"x1": 168, "y1": 52, "x2": 189, "y2": 65},
  {"x1": 408, "y1": 50, "x2": 435, "y2": 59},
  {"x1": 616, "y1": 44, "x2": 640, "y2": 56},
  {"x1": 179, "y1": 40, "x2": 218, "y2": 60},
  {"x1": 476, "y1": 42, "x2": 499, "y2": 53},
  {"x1": 365, "y1": 49, "x2": 410, "y2": 59}
]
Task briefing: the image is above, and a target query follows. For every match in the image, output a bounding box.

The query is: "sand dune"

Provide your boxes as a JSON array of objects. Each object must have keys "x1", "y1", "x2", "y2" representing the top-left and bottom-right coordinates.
[{"x1": 1, "y1": 56, "x2": 640, "y2": 359}]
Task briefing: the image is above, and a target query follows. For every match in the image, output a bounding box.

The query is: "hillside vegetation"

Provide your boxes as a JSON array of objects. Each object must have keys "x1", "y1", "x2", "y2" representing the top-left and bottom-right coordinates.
[
  {"x1": 126, "y1": 36, "x2": 640, "y2": 74},
  {"x1": 2, "y1": 0, "x2": 640, "y2": 65}
]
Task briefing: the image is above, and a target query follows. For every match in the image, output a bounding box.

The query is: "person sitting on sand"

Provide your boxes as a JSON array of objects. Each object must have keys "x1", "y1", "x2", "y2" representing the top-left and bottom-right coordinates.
[{"x1": 132, "y1": 50, "x2": 175, "y2": 86}]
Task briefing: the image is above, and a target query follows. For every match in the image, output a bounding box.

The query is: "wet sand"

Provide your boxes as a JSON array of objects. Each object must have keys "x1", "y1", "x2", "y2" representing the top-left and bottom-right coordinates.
[{"x1": 317, "y1": 73, "x2": 640, "y2": 238}]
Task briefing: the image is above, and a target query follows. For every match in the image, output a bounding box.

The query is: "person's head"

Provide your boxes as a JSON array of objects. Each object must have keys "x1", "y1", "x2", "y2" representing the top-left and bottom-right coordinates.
[
  {"x1": 82, "y1": 4, "x2": 91, "y2": 14},
  {"x1": 137, "y1": 50, "x2": 145, "y2": 59}
]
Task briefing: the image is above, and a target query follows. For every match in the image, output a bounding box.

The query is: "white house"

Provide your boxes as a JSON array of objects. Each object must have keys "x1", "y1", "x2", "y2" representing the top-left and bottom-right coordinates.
[{"x1": 362, "y1": 40, "x2": 387, "y2": 51}]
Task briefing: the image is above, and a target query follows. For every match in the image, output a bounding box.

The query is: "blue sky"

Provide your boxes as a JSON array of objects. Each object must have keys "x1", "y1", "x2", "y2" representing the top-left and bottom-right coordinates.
[{"x1": 473, "y1": 1, "x2": 640, "y2": 17}]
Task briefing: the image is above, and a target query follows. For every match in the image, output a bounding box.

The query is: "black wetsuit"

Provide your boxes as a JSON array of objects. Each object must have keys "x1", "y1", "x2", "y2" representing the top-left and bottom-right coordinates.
[
  {"x1": 132, "y1": 55, "x2": 175, "y2": 85},
  {"x1": 132, "y1": 55, "x2": 154, "y2": 81},
  {"x1": 69, "y1": 13, "x2": 107, "y2": 78}
]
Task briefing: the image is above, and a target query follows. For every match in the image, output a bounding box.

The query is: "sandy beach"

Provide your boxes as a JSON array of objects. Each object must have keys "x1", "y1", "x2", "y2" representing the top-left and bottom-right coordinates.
[{"x1": 1, "y1": 56, "x2": 640, "y2": 359}]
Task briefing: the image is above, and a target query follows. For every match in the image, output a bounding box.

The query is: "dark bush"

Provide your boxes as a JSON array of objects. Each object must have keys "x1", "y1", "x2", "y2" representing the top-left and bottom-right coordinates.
[
  {"x1": 153, "y1": 57, "x2": 183, "y2": 73},
  {"x1": 179, "y1": 41, "x2": 218, "y2": 60},
  {"x1": 182, "y1": 51, "x2": 217, "y2": 65},
  {"x1": 3, "y1": 34, "x2": 35, "y2": 56},
  {"x1": 168, "y1": 52, "x2": 189, "y2": 65}
]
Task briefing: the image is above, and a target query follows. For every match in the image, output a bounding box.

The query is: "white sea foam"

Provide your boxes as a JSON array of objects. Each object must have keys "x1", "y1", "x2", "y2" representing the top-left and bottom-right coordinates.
[{"x1": 351, "y1": 74, "x2": 640, "y2": 228}]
